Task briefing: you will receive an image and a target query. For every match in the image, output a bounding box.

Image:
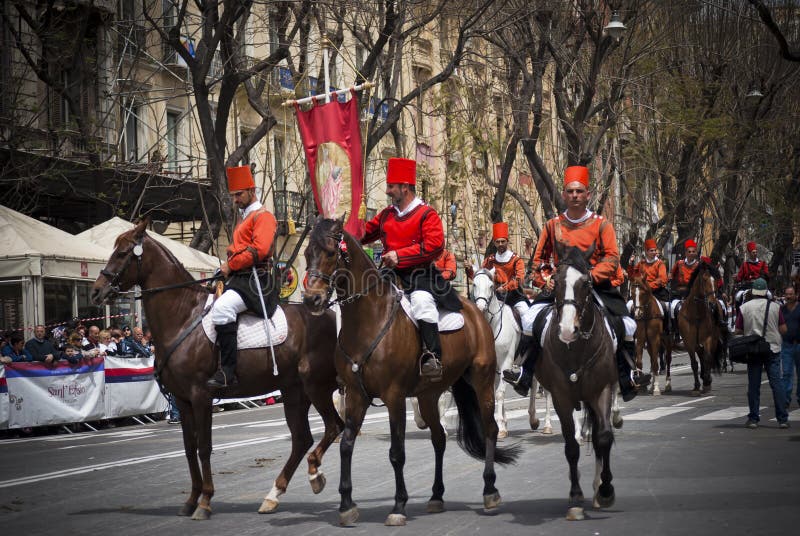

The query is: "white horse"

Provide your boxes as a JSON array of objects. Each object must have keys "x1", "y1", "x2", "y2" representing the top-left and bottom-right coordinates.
[{"x1": 471, "y1": 268, "x2": 553, "y2": 437}]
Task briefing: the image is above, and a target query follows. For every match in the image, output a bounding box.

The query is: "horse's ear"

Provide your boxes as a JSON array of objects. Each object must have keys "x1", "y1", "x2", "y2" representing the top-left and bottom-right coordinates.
[
  {"x1": 132, "y1": 217, "x2": 149, "y2": 239},
  {"x1": 337, "y1": 213, "x2": 346, "y2": 226},
  {"x1": 554, "y1": 241, "x2": 566, "y2": 264}
]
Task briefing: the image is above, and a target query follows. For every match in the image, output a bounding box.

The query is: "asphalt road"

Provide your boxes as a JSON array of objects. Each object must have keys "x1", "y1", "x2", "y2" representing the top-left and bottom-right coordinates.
[{"x1": 1, "y1": 352, "x2": 799, "y2": 536}]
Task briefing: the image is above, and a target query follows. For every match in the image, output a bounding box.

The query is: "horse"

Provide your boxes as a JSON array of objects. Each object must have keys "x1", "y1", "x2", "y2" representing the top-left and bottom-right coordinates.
[
  {"x1": 303, "y1": 216, "x2": 520, "y2": 527},
  {"x1": 90, "y1": 219, "x2": 343, "y2": 520},
  {"x1": 676, "y1": 261, "x2": 724, "y2": 395},
  {"x1": 534, "y1": 245, "x2": 620, "y2": 521},
  {"x1": 471, "y1": 268, "x2": 554, "y2": 436},
  {"x1": 629, "y1": 273, "x2": 672, "y2": 395}
]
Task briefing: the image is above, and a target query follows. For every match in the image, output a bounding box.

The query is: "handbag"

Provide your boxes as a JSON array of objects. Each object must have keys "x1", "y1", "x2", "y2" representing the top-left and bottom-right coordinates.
[{"x1": 728, "y1": 300, "x2": 772, "y2": 363}]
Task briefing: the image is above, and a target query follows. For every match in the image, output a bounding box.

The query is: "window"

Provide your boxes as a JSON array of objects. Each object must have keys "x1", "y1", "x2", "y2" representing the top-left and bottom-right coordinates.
[
  {"x1": 166, "y1": 111, "x2": 180, "y2": 170},
  {"x1": 162, "y1": 0, "x2": 177, "y2": 63},
  {"x1": 0, "y1": 281, "x2": 22, "y2": 334},
  {"x1": 122, "y1": 101, "x2": 139, "y2": 161},
  {"x1": 77, "y1": 282, "x2": 103, "y2": 324},
  {"x1": 44, "y1": 280, "x2": 74, "y2": 327}
]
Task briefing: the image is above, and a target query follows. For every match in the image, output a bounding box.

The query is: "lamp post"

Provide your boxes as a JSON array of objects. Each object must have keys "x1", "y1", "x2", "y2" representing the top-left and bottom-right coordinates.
[{"x1": 604, "y1": 10, "x2": 626, "y2": 40}]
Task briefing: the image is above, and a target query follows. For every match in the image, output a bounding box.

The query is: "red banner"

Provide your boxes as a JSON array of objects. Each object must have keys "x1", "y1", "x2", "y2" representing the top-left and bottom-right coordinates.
[{"x1": 295, "y1": 92, "x2": 364, "y2": 238}]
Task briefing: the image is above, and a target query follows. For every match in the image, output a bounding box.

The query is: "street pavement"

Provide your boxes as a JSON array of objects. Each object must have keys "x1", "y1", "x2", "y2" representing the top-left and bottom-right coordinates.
[{"x1": 1, "y1": 352, "x2": 798, "y2": 535}]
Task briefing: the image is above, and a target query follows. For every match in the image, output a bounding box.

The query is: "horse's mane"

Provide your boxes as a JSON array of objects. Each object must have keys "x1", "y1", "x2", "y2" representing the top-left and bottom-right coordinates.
[
  {"x1": 115, "y1": 227, "x2": 195, "y2": 281},
  {"x1": 558, "y1": 245, "x2": 590, "y2": 273},
  {"x1": 473, "y1": 268, "x2": 493, "y2": 280},
  {"x1": 309, "y1": 217, "x2": 341, "y2": 252}
]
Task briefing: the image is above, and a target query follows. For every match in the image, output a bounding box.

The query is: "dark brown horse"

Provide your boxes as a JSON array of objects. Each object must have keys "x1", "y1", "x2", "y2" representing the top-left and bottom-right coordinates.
[
  {"x1": 90, "y1": 219, "x2": 342, "y2": 520},
  {"x1": 676, "y1": 261, "x2": 724, "y2": 395},
  {"x1": 303, "y1": 217, "x2": 519, "y2": 527},
  {"x1": 536, "y1": 246, "x2": 619, "y2": 521},
  {"x1": 629, "y1": 273, "x2": 671, "y2": 395}
]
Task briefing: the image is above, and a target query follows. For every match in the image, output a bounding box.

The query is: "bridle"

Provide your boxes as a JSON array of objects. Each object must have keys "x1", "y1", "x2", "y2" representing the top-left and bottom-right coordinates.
[
  {"x1": 554, "y1": 270, "x2": 596, "y2": 340},
  {"x1": 100, "y1": 238, "x2": 144, "y2": 295}
]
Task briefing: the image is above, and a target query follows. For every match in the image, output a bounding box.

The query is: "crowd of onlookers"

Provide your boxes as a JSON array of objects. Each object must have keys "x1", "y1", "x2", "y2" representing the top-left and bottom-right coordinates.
[{"x1": 1, "y1": 320, "x2": 155, "y2": 366}]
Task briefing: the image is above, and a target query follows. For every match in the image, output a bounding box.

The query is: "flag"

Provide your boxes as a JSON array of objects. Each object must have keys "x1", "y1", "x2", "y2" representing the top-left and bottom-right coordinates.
[{"x1": 295, "y1": 91, "x2": 364, "y2": 238}]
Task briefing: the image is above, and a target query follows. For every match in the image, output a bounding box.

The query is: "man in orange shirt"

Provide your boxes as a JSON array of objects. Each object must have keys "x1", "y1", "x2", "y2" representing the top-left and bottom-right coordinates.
[
  {"x1": 668, "y1": 239, "x2": 700, "y2": 326},
  {"x1": 503, "y1": 165, "x2": 647, "y2": 401},
  {"x1": 207, "y1": 165, "x2": 278, "y2": 388},
  {"x1": 627, "y1": 238, "x2": 670, "y2": 331},
  {"x1": 434, "y1": 248, "x2": 457, "y2": 281}
]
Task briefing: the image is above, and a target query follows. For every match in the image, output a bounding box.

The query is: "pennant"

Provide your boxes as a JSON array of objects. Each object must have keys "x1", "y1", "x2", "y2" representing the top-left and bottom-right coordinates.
[{"x1": 295, "y1": 91, "x2": 364, "y2": 238}]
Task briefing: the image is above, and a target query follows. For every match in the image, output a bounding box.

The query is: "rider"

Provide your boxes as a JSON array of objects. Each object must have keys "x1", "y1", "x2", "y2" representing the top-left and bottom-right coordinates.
[
  {"x1": 501, "y1": 165, "x2": 648, "y2": 402},
  {"x1": 473, "y1": 222, "x2": 530, "y2": 316},
  {"x1": 735, "y1": 241, "x2": 770, "y2": 303},
  {"x1": 434, "y1": 248, "x2": 457, "y2": 282},
  {"x1": 627, "y1": 238, "x2": 671, "y2": 332},
  {"x1": 361, "y1": 157, "x2": 462, "y2": 381},
  {"x1": 207, "y1": 165, "x2": 278, "y2": 388},
  {"x1": 668, "y1": 239, "x2": 700, "y2": 327}
]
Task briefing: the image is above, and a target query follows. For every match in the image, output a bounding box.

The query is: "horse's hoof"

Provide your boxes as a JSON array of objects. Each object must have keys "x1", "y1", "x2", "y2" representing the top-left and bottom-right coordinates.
[
  {"x1": 309, "y1": 472, "x2": 326, "y2": 494},
  {"x1": 691, "y1": 389, "x2": 701, "y2": 397},
  {"x1": 178, "y1": 502, "x2": 196, "y2": 516},
  {"x1": 653, "y1": 387, "x2": 661, "y2": 396},
  {"x1": 385, "y1": 513, "x2": 407, "y2": 526},
  {"x1": 530, "y1": 417, "x2": 540, "y2": 430},
  {"x1": 483, "y1": 491, "x2": 501, "y2": 512},
  {"x1": 190, "y1": 505, "x2": 212, "y2": 520},
  {"x1": 427, "y1": 499, "x2": 445, "y2": 513},
  {"x1": 339, "y1": 506, "x2": 359, "y2": 526},
  {"x1": 498, "y1": 429, "x2": 508, "y2": 439},
  {"x1": 542, "y1": 425, "x2": 553, "y2": 435},
  {"x1": 664, "y1": 384, "x2": 672, "y2": 393},
  {"x1": 593, "y1": 487, "x2": 615, "y2": 508},
  {"x1": 258, "y1": 498, "x2": 279, "y2": 514},
  {"x1": 566, "y1": 506, "x2": 585, "y2": 521}
]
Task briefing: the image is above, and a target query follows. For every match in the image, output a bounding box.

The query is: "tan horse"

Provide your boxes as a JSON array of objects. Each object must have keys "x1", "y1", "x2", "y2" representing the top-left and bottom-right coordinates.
[
  {"x1": 629, "y1": 273, "x2": 671, "y2": 395},
  {"x1": 676, "y1": 261, "x2": 724, "y2": 395},
  {"x1": 91, "y1": 219, "x2": 342, "y2": 520},
  {"x1": 303, "y1": 216, "x2": 519, "y2": 527}
]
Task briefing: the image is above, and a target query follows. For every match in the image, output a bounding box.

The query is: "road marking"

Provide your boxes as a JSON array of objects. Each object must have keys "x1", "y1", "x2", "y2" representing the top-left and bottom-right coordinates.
[
  {"x1": 673, "y1": 396, "x2": 714, "y2": 406},
  {"x1": 690, "y1": 407, "x2": 751, "y2": 420},
  {"x1": 625, "y1": 407, "x2": 694, "y2": 420}
]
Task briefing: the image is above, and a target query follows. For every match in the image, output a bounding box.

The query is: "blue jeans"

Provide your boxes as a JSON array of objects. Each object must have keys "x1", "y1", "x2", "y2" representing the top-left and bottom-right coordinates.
[
  {"x1": 781, "y1": 342, "x2": 800, "y2": 406},
  {"x1": 747, "y1": 351, "x2": 788, "y2": 424},
  {"x1": 168, "y1": 393, "x2": 180, "y2": 420}
]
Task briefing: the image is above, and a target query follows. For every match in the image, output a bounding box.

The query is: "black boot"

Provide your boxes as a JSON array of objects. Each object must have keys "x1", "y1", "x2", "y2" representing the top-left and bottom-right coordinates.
[
  {"x1": 662, "y1": 305, "x2": 671, "y2": 334},
  {"x1": 418, "y1": 321, "x2": 443, "y2": 382},
  {"x1": 207, "y1": 322, "x2": 238, "y2": 388},
  {"x1": 618, "y1": 339, "x2": 650, "y2": 402},
  {"x1": 502, "y1": 334, "x2": 538, "y2": 397}
]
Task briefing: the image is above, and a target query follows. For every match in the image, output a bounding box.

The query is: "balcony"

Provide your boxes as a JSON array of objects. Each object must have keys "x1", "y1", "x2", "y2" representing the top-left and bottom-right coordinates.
[{"x1": 273, "y1": 190, "x2": 314, "y2": 234}]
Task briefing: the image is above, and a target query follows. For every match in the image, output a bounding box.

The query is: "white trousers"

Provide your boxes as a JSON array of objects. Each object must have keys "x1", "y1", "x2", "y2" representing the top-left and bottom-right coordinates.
[
  {"x1": 410, "y1": 290, "x2": 438, "y2": 324},
  {"x1": 211, "y1": 289, "x2": 247, "y2": 325},
  {"x1": 513, "y1": 300, "x2": 531, "y2": 317},
  {"x1": 522, "y1": 301, "x2": 636, "y2": 339}
]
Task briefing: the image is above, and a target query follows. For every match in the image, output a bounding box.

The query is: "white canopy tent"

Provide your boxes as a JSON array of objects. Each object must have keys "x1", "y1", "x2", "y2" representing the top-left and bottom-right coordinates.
[
  {"x1": 77, "y1": 217, "x2": 220, "y2": 279},
  {"x1": 0, "y1": 205, "x2": 111, "y2": 334}
]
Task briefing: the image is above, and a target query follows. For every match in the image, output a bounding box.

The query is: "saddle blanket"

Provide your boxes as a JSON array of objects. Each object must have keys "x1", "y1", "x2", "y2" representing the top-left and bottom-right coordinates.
[
  {"x1": 536, "y1": 310, "x2": 618, "y2": 352},
  {"x1": 202, "y1": 295, "x2": 288, "y2": 348},
  {"x1": 399, "y1": 294, "x2": 464, "y2": 332}
]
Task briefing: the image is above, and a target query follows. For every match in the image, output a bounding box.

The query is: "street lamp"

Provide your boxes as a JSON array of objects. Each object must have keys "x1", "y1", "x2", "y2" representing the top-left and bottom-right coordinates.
[{"x1": 604, "y1": 11, "x2": 626, "y2": 40}]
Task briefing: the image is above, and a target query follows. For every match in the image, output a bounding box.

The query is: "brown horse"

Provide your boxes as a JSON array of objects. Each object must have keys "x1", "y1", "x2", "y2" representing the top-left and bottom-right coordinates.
[
  {"x1": 302, "y1": 216, "x2": 519, "y2": 527},
  {"x1": 535, "y1": 245, "x2": 619, "y2": 521},
  {"x1": 629, "y1": 274, "x2": 671, "y2": 395},
  {"x1": 676, "y1": 261, "x2": 724, "y2": 395},
  {"x1": 90, "y1": 219, "x2": 342, "y2": 520}
]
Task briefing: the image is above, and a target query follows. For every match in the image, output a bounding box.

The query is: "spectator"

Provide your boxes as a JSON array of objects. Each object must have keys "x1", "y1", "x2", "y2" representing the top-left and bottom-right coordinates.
[
  {"x1": 83, "y1": 325, "x2": 101, "y2": 351},
  {"x1": 1, "y1": 335, "x2": 33, "y2": 363},
  {"x1": 25, "y1": 325, "x2": 64, "y2": 365},
  {"x1": 62, "y1": 343, "x2": 85, "y2": 365},
  {"x1": 735, "y1": 278, "x2": 789, "y2": 429},
  {"x1": 126, "y1": 327, "x2": 153, "y2": 358},
  {"x1": 109, "y1": 329, "x2": 124, "y2": 355},
  {"x1": 167, "y1": 393, "x2": 181, "y2": 424},
  {"x1": 780, "y1": 286, "x2": 800, "y2": 409},
  {"x1": 98, "y1": 329, "x2": 116, "y2": 356}
]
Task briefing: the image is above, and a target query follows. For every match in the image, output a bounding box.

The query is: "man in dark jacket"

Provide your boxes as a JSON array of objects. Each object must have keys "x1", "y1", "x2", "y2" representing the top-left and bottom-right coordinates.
[{"x1": 24, "y1": 325, "x2": 64, "y2": 365}]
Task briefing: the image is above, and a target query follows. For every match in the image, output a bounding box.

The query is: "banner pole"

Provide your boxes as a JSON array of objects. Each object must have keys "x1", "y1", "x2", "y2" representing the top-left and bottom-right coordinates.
[
  {"x1": 281, "y1": 82, "x2": 374, "y2": 107},
  {"x1": 323, "y1": 35, "x2": 331, "y2": 104}
]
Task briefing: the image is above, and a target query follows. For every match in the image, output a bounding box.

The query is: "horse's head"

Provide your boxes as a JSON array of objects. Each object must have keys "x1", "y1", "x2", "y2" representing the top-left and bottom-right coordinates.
[
  {"x1": 91, "y1": 219, "x2": 150, "y2": 305},
  {"x1": 553, "y1": 246, "x2": 594, "y2": 344},
  {"x1": 303, "y1": 215, "x2": 348, "y2": 315},
  {"x1": 629, "y1": 272, "x2": 652, "y2": 320},
  {"x1": 471, "y1": 268, "x2": 496, "y2": 312},
  {"x1": 688, "y1": 260, "x2": 716, "y2": 304}
]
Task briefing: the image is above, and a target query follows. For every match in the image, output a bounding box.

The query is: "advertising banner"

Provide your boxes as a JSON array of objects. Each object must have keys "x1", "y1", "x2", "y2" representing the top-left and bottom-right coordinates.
[
  {"x1": 0, "y1": 367, "x2": 8, "y2": 429},
  {"x1": 104, "y1": 355, "x2": 168, "y2": 418}
]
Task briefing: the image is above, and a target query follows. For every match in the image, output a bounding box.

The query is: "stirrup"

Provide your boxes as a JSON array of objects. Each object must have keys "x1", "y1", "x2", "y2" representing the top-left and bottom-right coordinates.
[
  {"x1": 502, "y1": 366, "x2": 531, "y2": 397},
  {"x1": 419, "y1": 351, "x2": 443, "y2": 382},
  {"x1": 206, "y1": 369, "x2": 237, "y2": 388}
]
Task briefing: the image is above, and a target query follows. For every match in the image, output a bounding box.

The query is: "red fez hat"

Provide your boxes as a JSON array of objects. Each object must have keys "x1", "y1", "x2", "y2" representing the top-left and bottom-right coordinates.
[
  {"x1": 564, "y1": 166, "x2": 590, "y2": 188},
  {"x1": 227, "y1": 165, "x2": 255, "y2": 191},
  {"x1": 700, "y1": 256, "x2": 712, "y2": 264},
  {"x1": 684, "y1": 239, "x2": 697, "y2": 249},
  {"x1": 746, "y1": 241, "x2": 757, "y2": 252},
  {"x1": 386, "y1": 158, "x2": 416, "y2": 185},
  {"x1": 492, "y1": 222, "x2": 509, "y2": 240},
  {"x1": 644, "y1": 238, "x2": 657, "y2": 250}
]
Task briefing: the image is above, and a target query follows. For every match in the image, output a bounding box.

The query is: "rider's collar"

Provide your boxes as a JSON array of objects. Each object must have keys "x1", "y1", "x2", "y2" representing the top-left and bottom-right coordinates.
[
  {"x1": 494, "y1": 249, "x2": 513, "y2": 263},
  {"x1": 562, "y1": 209, "x2": 592, "y2": 224},
  {"x1": 240, "y1": 200, "x2": 263, "y2": 219},
  {"x1": 684, "y1": 258, "x2": 697, "y2": 266},
  {"x1": 747, "y1": 257, "x2": 760, "y2": 264},
  {"x1": 644, "y1": 255, "x2": 659, "y2": 264},
  {"x1": 392, "y1": 196, "x2": 423, "y2": 217}
]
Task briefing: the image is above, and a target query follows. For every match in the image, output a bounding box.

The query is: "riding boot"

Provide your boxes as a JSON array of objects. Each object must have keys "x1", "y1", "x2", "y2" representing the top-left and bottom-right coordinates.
[
  {"x1": 502, "y1": 334, "x2": 538, "y2": 397},
  {"x1": 207, "y1": 322, "x2": 239, "y2": 388},
  {"x1": 662, "y1": 305, "x2": 671, "y2": 334},
  {"x1": 617, "y1": 339, "x2": 650, "y2": 402},
  {"x1": 418, "y1": 321, "x2": 443, "y2": 382}
]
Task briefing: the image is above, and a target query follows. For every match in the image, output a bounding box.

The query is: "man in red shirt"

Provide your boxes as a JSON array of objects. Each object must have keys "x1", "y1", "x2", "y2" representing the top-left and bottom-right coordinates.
[
  {"x1": 207, "y1": 165, "x2": 278, "y2": 388},
  {"x1": 362, "y1": 158, "x2": 461, "y2": 381},
  {"x1": 503, "y1": 165, "x2": 647, "y2": 401},
  {"x1": 735, "y1": 241, "x2": 770, "y2": 303},
  {"x1": 434, "y1": 248, "x2": 457, "y2": 281}
]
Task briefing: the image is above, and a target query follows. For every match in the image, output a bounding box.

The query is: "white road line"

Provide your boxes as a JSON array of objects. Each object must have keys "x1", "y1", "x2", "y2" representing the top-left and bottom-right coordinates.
[
  {"x1": 690, "y1": 407, "x2": 754, "y2": 421},
  {"x1": 673, "y1": 396, "x2": 714, "y2": 406},
  {"x1": 625, "y1": 407, "x2": 694, "y2": 420}
]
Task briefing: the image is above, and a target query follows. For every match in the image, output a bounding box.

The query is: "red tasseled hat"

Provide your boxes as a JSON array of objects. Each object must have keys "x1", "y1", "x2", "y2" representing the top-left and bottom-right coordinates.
[
  {"x1": 492, "y1": 222, "x2": 509, "y2": 240},
  {"x1": 684, "y1": 239, "x2": 697, "y2": 249},
  {"x1": 564, "y1": 166, "x2": 589, "y2": 188},
  {"x1": 746, "y1": 241, "x2": 757, "y2": 252},
  {"x1": 644, "y1": 238, "x2": 657, "y2": 250},
  {"x1": 227, "y1": 165, "x2": 255, "y2": 191},
  {"x1": 386, "y1": 158, "x2": 416, "y2": 185}
]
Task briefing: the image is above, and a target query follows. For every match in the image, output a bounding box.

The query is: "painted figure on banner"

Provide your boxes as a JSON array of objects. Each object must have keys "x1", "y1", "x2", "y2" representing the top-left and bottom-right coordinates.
[{"x1": 316, "y1": 142, "x2": 351, "y2": 219}]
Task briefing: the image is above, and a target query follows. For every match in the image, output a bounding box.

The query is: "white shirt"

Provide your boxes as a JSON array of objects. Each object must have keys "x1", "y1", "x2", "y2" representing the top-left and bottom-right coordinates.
[{"x1": 393, "y1": 197, "x2": 424, "y2": 218}]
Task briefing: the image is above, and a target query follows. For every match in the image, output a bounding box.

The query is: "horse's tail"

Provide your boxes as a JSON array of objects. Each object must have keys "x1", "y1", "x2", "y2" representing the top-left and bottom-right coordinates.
[{"x1": 451, "y1": 376, "x2": 521, "y2": 466}]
